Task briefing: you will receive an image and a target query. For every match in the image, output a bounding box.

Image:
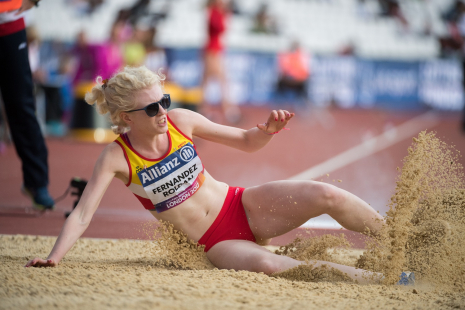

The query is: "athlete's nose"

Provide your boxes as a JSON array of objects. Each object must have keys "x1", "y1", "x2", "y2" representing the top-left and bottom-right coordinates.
[{"x1": 158, "y1": 104, "x2": 168, "y2": 115}]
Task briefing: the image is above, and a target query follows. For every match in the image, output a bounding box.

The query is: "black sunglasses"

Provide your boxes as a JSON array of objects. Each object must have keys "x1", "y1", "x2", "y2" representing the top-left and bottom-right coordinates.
[{"x1": 127, "y1": 94, "x2": 171, "y2": 117}]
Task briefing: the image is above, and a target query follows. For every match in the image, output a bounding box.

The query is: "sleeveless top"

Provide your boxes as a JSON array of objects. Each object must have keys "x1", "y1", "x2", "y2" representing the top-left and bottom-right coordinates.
[
  {"x1": 114, "y1": 116, "x2": 205, "y2": 213},
  {"x1": 206, "y1": 6, "x2": 226, "y2": 52}
]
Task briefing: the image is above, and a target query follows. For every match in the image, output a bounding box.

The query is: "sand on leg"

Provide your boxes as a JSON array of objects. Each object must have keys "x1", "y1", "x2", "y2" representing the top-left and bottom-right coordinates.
[
  {"x1": 242, "y1": 180, "x2": 384, "y2": 242},
  {"x1": 207, "y1": 239, "x2": 380, "y2": 284}
]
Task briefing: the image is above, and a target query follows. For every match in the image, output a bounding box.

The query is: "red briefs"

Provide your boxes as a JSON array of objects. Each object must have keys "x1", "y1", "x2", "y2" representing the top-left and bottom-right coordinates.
[{"x1": 198, "y1": 186, "x2": 256, "y2": 252}]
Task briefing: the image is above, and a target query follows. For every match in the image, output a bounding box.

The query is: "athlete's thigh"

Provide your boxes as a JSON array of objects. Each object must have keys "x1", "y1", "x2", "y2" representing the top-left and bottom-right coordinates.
[
  {"x1": 203, "y1": 54, "x2": 215, "y2": 78},
  {"x1": 206, "y1": 239, "x2": 293, "y2": 273},
  {"x1": 207, "y1": 53, "x2": 224, "y2": 77},
  {"x1": 242, "y1": 180, "x2": 336, "y2": 240}
]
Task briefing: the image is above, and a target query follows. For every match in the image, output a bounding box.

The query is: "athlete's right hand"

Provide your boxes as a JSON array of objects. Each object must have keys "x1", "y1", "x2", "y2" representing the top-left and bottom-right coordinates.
[{"x1": 24, "y1": 258, "x2": 57, "y2": 268}]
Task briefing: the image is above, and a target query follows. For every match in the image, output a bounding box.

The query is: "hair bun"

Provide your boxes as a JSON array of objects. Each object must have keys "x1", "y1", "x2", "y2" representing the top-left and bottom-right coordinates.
[{"x1": 85, "y1": 76, "x2": 109, "y2": 115}]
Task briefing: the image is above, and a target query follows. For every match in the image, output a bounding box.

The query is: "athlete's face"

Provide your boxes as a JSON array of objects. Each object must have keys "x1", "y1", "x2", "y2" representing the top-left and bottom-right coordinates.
[{"x1": 124, "y1": 84, "x2": 168, "y2": 134}]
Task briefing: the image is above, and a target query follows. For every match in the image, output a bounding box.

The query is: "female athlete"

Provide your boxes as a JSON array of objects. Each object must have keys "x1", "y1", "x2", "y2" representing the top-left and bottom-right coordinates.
[
  {"x1": 25, "y1": 66, "x2": 384, "y2": 283},
  {"x1": 201, "y1": 0, "x2": 240, "y2": 123}
]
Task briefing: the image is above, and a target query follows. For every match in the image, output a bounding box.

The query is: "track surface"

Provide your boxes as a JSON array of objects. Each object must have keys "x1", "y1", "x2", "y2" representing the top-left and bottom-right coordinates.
[{"x1": 1, "y1": 107, "x2": 463, "y2": 247}]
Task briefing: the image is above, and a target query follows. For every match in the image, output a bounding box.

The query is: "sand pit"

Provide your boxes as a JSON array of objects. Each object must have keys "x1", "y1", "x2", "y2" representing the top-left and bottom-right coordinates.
[
  {"x1": 1, "y1": 234, "x2": 464, "y2": 310},
  {"x1": 2, "y1": 131, "x2": 465, "y2": 309}
]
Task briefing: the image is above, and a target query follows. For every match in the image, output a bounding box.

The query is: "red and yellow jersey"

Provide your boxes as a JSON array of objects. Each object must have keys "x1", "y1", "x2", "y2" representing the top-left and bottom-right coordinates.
[{"x1": 115, "y1": 116, "x2": 205, "y2": 213}]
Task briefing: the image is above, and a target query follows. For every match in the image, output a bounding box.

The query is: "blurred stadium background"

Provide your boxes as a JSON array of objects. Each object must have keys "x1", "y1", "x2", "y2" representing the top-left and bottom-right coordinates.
[{"x1": 1, "y1": 0, "x2": 464, "y2": 244}]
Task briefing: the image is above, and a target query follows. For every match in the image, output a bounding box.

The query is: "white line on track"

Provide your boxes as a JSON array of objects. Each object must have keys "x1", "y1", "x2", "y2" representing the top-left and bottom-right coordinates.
[
  {"x1": 287, "y1": 111, "x2": 440, "y2": 229},
  {"x1": 288, "y1": 111, "x2": 439, "y2": 181}
]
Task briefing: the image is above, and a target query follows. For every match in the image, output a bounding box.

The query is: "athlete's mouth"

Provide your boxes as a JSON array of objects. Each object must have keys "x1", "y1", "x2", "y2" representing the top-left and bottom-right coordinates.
[{"x1": 158, "y1": 118, "x2": 166, "y2": 125}]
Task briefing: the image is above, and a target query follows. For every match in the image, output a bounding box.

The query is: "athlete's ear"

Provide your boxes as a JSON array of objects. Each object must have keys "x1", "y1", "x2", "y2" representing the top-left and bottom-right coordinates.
[{"x1": 120, "y1": 111, "x2": 133, "y2": 125}]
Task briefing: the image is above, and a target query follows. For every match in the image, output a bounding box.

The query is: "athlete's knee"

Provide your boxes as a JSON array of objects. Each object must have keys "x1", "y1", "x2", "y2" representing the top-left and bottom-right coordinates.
[
  {"x1": 253, "y1": 256, "x2": 281, "y2": 275},
  {"x1": 317, "y1": 183, "x2": 346, "y2": 213}
]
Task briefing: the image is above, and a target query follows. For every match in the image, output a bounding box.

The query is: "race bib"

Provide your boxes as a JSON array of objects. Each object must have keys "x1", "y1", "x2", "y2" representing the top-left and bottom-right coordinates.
[{"x1": 137, "y1": 143, "x2": 204, "y2": 212}]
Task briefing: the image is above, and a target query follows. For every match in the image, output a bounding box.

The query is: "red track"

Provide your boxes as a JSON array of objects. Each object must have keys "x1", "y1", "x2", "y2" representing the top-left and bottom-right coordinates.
[{"x1": 1, "y1": 107, "x2": 463, "y2": 248}]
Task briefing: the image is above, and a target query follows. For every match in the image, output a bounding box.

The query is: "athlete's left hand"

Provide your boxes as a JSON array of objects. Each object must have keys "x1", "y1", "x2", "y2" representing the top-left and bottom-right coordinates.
[{"x1": 257, "y1": 109, "x2": 295, "y2": 134}]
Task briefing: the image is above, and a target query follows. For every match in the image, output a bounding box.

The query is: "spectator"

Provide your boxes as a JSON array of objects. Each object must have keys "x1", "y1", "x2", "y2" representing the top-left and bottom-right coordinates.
[
  {"x1": 444, "y1": 2, "x2": 465, "y2": 132},
  {"x1": 72, "y1": 25, "x2": 123, "y2": 86},
  {"x1": 104, "y1": 17, "x2": 124, "y2": 77},
  {"x1": 126, "y1": 0, "x2": 150, "y2": 26},
  {"x1": 122, "y1": 26, "x2": 146, "y2": 66},
  {"x1": 438, "y1": 1, "x2": 465, "y2": 57},
  {"x1": 442, "y1": 0, "x2": 464, "y2": 23},
  {"x1": 251, "y1": 3, "x2": 278, "y2": 35},
  {"x1": 356, "y1": 0, "x2": 377, "y2": 20},
  {"x1": 72, "y1": 31, "x2": 97, "y2": 85},
  {"x1": 339, "y1": 40, "x2": 357, "y2": 56},
  {"x1": 276, "y1": 41, "x2": 310, "y2": 104},
  {"x1": 0, "y1": 0, "x2": 54, "y2": 210},
  {"x1": 438, "y1": 1, "x2": 465, "y2": 132},
  {"x1": 27, "y1": 26, "x2": 73, "y2": 136},
  {"x1": 228, "y1": 0, "x2": 241, "y2": 15},
  {"x1": 66, "y1": 0, "x2": 105, "y2": 16},
  {"x1": 142, "y1": 26, "x2": 167, "y2": 74},
  {"x1": 378, "y1": 0, "x2": 408, "y2": 31}
]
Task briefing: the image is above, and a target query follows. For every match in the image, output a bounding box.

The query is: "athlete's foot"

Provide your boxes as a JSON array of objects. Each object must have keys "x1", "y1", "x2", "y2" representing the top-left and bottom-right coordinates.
[
  {"x1": 397, "y1": 271, "x2": 415, "y2": 285},
  {"x1": 22, "y1": 186, "x2": 55, "y2": 211}
]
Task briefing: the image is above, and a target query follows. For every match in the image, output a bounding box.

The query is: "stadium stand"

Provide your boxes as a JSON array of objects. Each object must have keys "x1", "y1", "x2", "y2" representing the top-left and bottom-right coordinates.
[{"x1": 30, "y1": 0, "x2": 455, "y2": 60}]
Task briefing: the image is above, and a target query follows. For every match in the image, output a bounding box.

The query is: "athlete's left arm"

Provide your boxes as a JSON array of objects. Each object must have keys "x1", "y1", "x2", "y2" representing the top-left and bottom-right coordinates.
[{"x1": 168, "y1": 108, "x2": 294, "y2": 153}]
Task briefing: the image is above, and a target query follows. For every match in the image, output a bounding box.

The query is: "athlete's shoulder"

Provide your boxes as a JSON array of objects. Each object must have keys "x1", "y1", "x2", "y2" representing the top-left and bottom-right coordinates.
[
  {"x1": 96, "y1": 141, "x2": 126, "y2": 170},
  {"x1": 167, "y1": 108, "x2": 195, "y2": 123},
  {"x1": 168, "y1": 108, "x2": 198, "y2": 136},
  {"x1": 168, "y1": 108, "x2": 210, "y2": 125},
  {"x1": 103, "y1": 140, "x2": 125, "y2": 157}
]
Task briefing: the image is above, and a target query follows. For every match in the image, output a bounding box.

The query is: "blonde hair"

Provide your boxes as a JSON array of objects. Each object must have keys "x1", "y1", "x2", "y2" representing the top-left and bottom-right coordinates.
[{"x1": 85, "y1": 66, "x2": 165, "y2": 134}]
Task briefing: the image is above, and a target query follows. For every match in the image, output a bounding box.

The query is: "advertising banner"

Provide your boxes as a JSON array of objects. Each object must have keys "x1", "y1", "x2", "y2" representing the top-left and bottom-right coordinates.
[{"x1": 164, "y1": 49, "x2": 464, "y2": 111}]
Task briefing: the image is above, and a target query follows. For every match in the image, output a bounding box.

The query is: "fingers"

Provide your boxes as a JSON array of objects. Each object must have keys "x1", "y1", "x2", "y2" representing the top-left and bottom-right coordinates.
[
  {"x1": 24, "y1": 258, "x2": 56, "y2": 268},
  {"x1": 269, "y1": 110, "x2": 279, "y2": 123},
  {"x1": 285, "y1": 111, "x2": 295, "y2": 121},
  {"x1": 25, "y1": 258, "x2": 39, "y2": 267},
  {"x1": 280, "y1": 110, "x2": 294, "y2": 121},
  {"x1": 268, "y1": 110, "x2": 286, "y2": 124},
  {"x1": 256, "y1": 123, "x2": 267, "y2": 131},
  {"x1": 258, "y1": 109, "x2": 295, "y2": 134},
  {"x1": 270, "y1": 109, "x2": 295, "y2": 126},
  {"x1": 274, "y1": 110, "x2": 295, "y2": 122},
  {"x1": 277, "y1": 110, "x2": 286, "y2": 122}
]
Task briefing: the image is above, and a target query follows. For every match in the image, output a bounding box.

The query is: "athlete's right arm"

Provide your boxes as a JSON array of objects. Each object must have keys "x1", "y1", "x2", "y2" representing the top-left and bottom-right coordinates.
[{"x1": 25, "y1": 143, "x2": 126, "y2": 267}]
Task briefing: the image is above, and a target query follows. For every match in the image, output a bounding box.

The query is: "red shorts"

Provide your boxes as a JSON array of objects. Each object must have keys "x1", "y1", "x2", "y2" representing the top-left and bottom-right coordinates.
[{"x1": 198, "y1": 186, "x2": 256, "y2": 252}]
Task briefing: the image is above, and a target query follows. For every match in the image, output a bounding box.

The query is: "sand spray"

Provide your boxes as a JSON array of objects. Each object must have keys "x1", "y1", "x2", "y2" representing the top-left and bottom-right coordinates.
[
  {"x1": 142, "y1": 220, "x2": 213, "y2": 270},
  {"x1": 143, "y1": 131, "x2": 464, "y2": 288},
  {"x1": 357, "y1": 131, "x2": 465, "y2": 289}
]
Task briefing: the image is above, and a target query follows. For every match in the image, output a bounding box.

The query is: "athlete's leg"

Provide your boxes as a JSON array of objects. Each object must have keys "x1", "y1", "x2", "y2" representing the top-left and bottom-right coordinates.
[
  {"x1": 242, "y1": 180, "x2": 384, "y2": 241},
  {"x1": 207, "y1": 240, "x2": 380, "y2": 284},
  {"x1": 212, "y1": 52, "x2": 229, "y2": 106},
  {"x1": 201, "y1": 52, "x2": 223, "y2": 119},
  {"x1": 201, "y1": 52, "x2": 214, "y2": 91}
]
